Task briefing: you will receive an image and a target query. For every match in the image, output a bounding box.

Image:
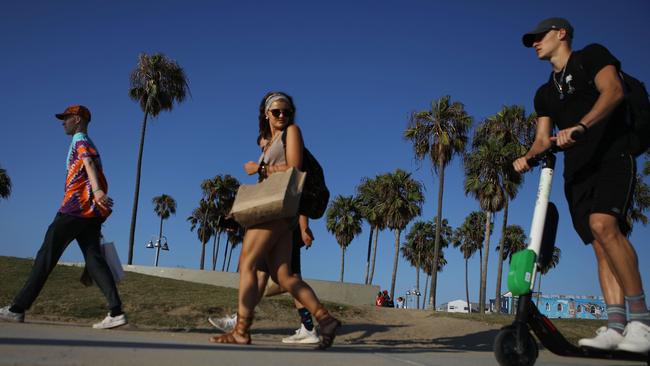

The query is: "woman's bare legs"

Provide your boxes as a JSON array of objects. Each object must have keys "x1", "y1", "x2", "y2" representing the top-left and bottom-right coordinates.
[
  {"x1": 210, "y1": 220, "x2": 288, "y2": 344},
  {"x1": 266, "y1": 232, "x2": 321, "y2": 312},
  {"x1": 266, "y1": 232, "x2": 341, "y2": 349}
]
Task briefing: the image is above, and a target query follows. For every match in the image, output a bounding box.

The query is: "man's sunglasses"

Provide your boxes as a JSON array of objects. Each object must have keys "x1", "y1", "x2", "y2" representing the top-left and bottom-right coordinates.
[{"x1": 270, "y1": 109, "x2": 293, "y2": 118}]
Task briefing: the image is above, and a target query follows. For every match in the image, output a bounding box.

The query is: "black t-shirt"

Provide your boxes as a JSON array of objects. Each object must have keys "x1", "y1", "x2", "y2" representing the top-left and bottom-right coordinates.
[{"x1": 534, "y1": 43, "x2": 629, "y2": 181}]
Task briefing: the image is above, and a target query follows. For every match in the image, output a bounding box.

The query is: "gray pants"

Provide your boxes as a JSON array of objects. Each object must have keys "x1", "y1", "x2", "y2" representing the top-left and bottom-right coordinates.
[{"x1": 13, "y1": 213, "x2": 122, "y2": 312}]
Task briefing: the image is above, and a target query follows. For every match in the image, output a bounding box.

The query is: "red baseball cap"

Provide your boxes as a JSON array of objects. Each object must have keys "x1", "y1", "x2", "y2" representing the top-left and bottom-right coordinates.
[{"x1": 55, "y1": 105, "x2": 91, "y2": 122}]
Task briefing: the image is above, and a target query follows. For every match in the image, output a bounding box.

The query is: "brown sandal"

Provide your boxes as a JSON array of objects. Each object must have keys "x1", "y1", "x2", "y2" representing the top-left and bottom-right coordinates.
[
  {"x1": 209, "y1": 314, "x2": 252, "y2": 345},
  {"x1": 314, "y1": 307, "x2": 341, "y2": 350}
]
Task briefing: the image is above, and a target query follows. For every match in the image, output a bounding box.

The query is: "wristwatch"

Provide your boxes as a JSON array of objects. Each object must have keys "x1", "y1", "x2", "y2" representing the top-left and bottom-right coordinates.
[{"x1": 258, "y1": 162, "x2": 267, "y2": 178}]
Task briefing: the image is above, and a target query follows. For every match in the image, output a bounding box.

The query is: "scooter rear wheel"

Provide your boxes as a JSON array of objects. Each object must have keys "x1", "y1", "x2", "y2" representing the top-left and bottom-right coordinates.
[{"x1": 494, "y1": 326, "x2": 539, "y2": 366}]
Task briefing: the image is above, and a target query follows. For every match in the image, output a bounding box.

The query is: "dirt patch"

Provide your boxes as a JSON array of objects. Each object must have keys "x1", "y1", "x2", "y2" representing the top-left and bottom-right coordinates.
[{"x1": 251, "y1": 306, "x2": 502, "y2": 350}]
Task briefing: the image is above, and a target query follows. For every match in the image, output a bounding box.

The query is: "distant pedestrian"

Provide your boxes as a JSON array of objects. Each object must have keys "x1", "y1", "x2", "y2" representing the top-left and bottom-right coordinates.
[
  {"x1": 375, "y1": 292, "x2": 384, "y2": 307},
  {"x1": 382, "y1": 290, "x2": 393, "y2": 307},
  {"x1": 0, "y1": 105, "x2": 127, "y2": 329}
]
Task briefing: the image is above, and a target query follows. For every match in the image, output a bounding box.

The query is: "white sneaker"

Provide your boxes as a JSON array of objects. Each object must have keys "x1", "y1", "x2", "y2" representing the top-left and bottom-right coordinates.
[
  {"x1": 282, "y1": 324, "x2": 320, "y2": 344},
  {"x1": 208, "y1": 313, "x2": 237, "y2": 332},
  {"x1": 92, "y1": 313, "x2": 127, "y2": 329},
  {"x1": 616, "y1": 321, "x2": 650, "y2": 354},
  {"x1": 578, "y1": 326, "x2": 624, "y2": 350},
  {"x1": 0, "y1": 305, "x2": 24, "y2": 323}
]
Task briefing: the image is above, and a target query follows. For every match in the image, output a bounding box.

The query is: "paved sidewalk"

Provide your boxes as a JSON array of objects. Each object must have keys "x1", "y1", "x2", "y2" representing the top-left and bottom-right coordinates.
[{"x1": 0, "y1": 321, "x2": 644, "y2": 366}]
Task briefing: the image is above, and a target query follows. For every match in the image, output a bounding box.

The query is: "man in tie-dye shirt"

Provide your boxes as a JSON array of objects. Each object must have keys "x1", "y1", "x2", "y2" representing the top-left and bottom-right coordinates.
[{"x1": 0, "y1": 105, "x2": 127, "y2": 329}]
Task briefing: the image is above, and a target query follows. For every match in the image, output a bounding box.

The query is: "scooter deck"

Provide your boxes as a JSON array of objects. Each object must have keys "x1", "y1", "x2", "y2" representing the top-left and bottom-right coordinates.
[{"x1": 526, "y1": 301, "x2": 649, "y2": 363}]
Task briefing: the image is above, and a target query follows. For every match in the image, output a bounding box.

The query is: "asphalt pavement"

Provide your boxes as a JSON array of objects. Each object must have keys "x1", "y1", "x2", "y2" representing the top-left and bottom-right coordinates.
[{"x1": 0, "y1": 321, "x2": 646, "y2": 366}]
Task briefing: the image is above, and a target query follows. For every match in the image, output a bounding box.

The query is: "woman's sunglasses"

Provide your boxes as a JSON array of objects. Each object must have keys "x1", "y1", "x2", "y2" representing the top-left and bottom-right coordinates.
[{"x1": 269, "y1": 109, "x2": 293, "y2": 118}]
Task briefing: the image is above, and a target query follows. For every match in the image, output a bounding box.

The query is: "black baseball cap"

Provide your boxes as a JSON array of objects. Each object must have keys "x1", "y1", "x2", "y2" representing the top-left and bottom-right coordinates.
[{"x1": 522, "y1": 17, "x2": 574, "y2": 47}]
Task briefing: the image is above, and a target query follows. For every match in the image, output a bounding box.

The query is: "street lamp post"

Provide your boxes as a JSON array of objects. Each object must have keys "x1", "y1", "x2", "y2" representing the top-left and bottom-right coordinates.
[
  {"x1": 145, "y1": 235, "x2": 169, "y2": 267},
  {"x1": 406, "y1": 287, "x2": 421, "y2": 309}
]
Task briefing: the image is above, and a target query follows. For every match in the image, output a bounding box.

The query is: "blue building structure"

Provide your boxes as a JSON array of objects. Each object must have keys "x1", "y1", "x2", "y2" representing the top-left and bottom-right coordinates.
[{"x1": 495, "y1": 293, "x2": 607, "y2": 319}]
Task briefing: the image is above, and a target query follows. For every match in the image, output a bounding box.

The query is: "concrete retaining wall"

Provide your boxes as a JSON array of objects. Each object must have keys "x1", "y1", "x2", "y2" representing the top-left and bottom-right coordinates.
[{"x1": 122, "y1": 265, "x2": 379, "y2": 306}]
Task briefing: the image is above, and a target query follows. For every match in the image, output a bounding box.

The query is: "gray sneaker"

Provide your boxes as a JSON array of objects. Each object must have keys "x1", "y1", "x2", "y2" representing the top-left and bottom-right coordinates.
[
  {"x1": 578, "y1": 326, "x2": 624, "y2": 350},
  {"x1": 208, "y1": 313, "x2": 237, "y2": 332},
  {"x1": 282, "y1": 324, "x2": 320, "y2": 344},
  {"x1": 0, "y1": 305, "x2": 24, "y2": 323},
  {"x1": 92, "y1": 313, "x2": 127, "y2": 329},
  {"x1": 617, "y1": 321, "x2": 650, "y2": 354}
]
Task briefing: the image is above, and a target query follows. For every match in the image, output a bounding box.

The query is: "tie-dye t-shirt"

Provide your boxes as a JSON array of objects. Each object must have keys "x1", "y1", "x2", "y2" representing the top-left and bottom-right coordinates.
[{"x1": 59, "y1": 133, "x2": 111, "y2": 218}]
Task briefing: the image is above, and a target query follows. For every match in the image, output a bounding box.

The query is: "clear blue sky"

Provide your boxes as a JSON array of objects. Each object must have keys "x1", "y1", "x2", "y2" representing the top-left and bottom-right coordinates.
[{"x1": 1, "y1": 0, "x2": 649, "y2": 307}]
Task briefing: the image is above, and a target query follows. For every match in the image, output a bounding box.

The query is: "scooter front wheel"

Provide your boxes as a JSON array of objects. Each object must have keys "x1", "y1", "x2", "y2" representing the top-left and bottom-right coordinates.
[{"x1": 494, "y1": 326, "x2": 539, "y2": 366}]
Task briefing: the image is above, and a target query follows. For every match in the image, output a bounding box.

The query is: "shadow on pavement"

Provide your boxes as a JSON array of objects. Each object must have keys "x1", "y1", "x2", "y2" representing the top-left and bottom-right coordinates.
[{"x1": 0, "y1": 328, "x2": 500, "y2": 355}]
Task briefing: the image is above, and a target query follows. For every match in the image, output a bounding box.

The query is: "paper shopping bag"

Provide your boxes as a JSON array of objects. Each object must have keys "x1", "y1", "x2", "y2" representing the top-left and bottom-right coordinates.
[{"x1": 229, "y1": 167, "x2": 306, "y2": 228}]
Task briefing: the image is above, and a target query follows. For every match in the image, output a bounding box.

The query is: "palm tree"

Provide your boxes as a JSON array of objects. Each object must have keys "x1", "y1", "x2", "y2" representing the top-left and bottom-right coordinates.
[
  {"x1": 404, "y1": 95, "x2": 472, "y2": 310},
  {"x1": 475, "y1": 106, "x2": 534, "y2": 313},
  {"x1": 494, "y1": 224, "x2": 527, "y2": 313},
  {"x1": 428, "y1": 217, "x2": 453, "y2": 307},
  {"x1": 628, "y1": 174, "x2": 650, "y2": 230},
  {"x1": 326, "y1": 195, "x2": 363, "y2": 282},
  {"x1": 377, "y1": 170, "x2": 424, "y2": 300},
  {"x1": 356, "y1": 177, "x2": 386, "y2": 285},
  {"x1": 226, "y1": 225, "x2": 245, "y2": 272},
  {"x1": 536, "y1": 246, "x2": 562, "y2": 305},
  {"x1": 0, "y1": 166, "x2": 11, "y2": 201},
  {"x1": 421, "y1": 240, "x2": 448, "y2": 309},
  {"x1": 127, "y1": 53, "x2": 189, "y2": 265},
  {"x1": 496, "y1": 224, "x2": 528, "y2": 263},
  {"x1": 199, "y1": 178, "x2": 220, "y2": 269},
  {"x1": 151, "y1": 194, "x2": 176, "y2": 266},
  {"x1": 188, "y1": 199, "x2": 214, "y2": 270},
  {"x1": 464, "y1": 136, "x2": 510, "y2": 313},
  {"x1": 401, "y1": 220, "x2": 435, "y2": 309},
  {"x1": 452, "y1": 211, "x2": 485, "y2": 313},
  {"x1": 200, "y1": 174, "x2": 240, "y2": 270}
]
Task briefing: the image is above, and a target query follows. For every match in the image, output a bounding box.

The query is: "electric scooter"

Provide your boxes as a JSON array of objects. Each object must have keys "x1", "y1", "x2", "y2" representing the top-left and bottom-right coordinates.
[{"x1": 493, "y1": 142, "x2": 650, "y2": 366}]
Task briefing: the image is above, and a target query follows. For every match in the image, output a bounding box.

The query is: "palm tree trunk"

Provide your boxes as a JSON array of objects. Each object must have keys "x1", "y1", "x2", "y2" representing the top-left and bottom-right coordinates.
[
  {"x1": 364, "y1": 226, "x2": 374, "y2": 284},
  {"x1": 213, "y1": 232, "x2": 222, "y2": 271},
  {"x1": 155, "y1": 217, "x2": 164, "y2": 267},
  {"x1": 221, "y1": 239, "x2": 229, "y2": 271},
  {"x1": 127, "y1": 106, "x2": 150, "y2": 265},
  {"x1": 416, "y1": 254, "x2": 421, "y2": 310},
  {"x1": 340, "y1": 247, "x2": 346, "y2": 282},
  {"x1": 430, "y1": 158, "x2": 445, "y2": 311},
  {"x1": 479, "y1": 211, "x2": 493, "y2": 313},
  {"x1": 465, "y1": 257, "x2": 471, "y2": 313},
  {"x1": 422, "y1": 274, "x2": 430, "y2": 309},
  {"x1": 226, "y1": 244, "x2": 234, "y2": 272},
  {"x1": 211, "y1": 234, "x2": 217, "y2": 271},
  {"x1": 199, "y1": 240, "x2": 206, "y2": 270},
  {"x1": 158, "y1": 217, "x2": 164, "y2": 242},
  {"x1": 495, "y1": 198, "x2": 509, "y2": 314},
  {"x1": 477, "y1": 247, "x2": 483, "y2": 311},
  {"x1": 390, "y1": 229, "x2": 401, "y2": 301},
  {"x1": 369, "y1": 226, "x2": 380, "y2": 284}
]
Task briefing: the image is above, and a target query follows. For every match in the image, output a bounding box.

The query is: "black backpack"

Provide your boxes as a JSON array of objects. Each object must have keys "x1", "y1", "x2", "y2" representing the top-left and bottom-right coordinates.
[
  {"x1": 282, "y1": 131, "x2": 330, "y2": 219},
  {"x1": 575, "y1": 52, "x2": 650, "y2": 156},
  {"x1": 620, "y1": 72, "x2": 650, "y2": 156}
]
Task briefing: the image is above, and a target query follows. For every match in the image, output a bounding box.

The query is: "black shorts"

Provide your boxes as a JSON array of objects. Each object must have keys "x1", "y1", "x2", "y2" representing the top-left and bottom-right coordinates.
[
  {"x1": 291, "y1": 227, "x2": 304, "y2": 275},
  {"x1": 564, "y1": 153, "x2": 636, "y2": 244}
]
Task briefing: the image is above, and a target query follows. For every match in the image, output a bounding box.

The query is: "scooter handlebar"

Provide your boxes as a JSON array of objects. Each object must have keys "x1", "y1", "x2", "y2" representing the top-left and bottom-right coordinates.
[{"x1": 526, "y1": 129, "x2": 584, "y2": 167}]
